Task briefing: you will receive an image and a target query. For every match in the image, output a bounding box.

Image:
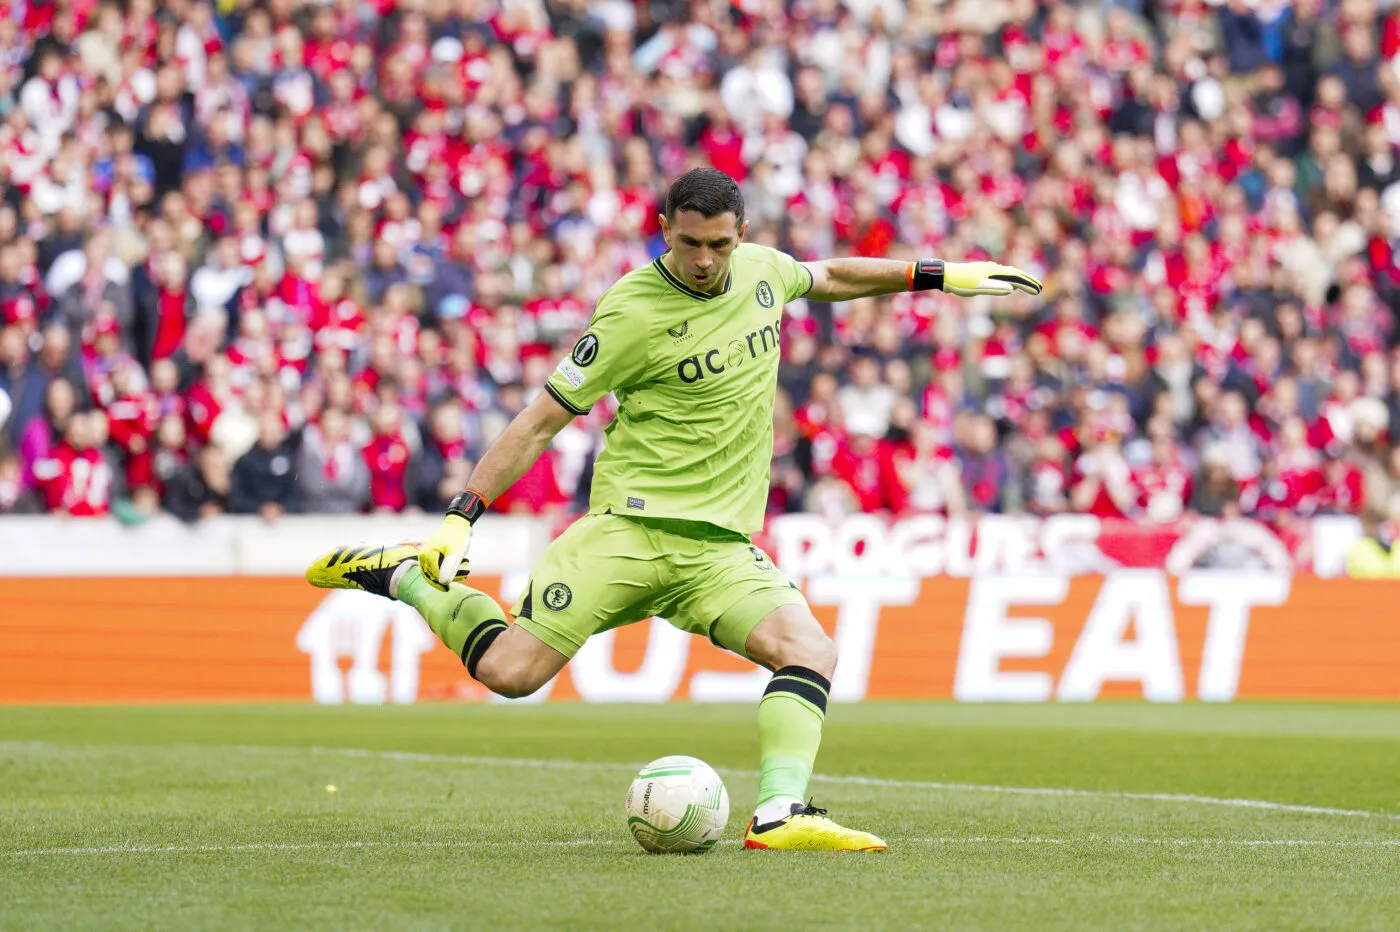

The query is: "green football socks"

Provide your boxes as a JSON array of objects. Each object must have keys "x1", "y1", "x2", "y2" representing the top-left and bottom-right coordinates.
[
  {"x1": 755, "y1": 666, "x2": 830, "y2": 818},
  {"x1": 396, "y1": 566, "x2": 508, "y2": 678}
]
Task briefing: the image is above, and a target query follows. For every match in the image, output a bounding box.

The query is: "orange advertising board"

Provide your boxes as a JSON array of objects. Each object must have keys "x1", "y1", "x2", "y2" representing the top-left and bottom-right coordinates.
[{"x1": 0, "y1": 573, "x2": 1396, "y2": 704}]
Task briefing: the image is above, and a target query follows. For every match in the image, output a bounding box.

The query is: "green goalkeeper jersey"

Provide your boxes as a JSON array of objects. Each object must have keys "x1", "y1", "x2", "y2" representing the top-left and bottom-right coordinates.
[{"x1": 544, "y1": 243, "x2": 814, "y2": 536}]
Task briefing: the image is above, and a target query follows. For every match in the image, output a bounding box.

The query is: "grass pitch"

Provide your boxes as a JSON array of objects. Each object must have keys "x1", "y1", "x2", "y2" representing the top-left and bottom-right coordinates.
[{"x1": 1, "y1": 702, "x2": 1398, "y2": 931}]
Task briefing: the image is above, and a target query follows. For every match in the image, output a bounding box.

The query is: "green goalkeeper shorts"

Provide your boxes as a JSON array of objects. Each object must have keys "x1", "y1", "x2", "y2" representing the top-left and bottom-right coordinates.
[{"x1": 510, "y1": 512, "x2": 808, "y2": 660}]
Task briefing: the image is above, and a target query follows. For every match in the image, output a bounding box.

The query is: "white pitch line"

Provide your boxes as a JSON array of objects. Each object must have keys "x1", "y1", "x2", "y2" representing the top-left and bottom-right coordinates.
[
  {"x1": 8, "y1": 741, "x2": 1400, "y2": 823},
  {"x1": 904, "y1": 836, "x2": 1400, "y2": 848},
  {"x1": 803, "y1": 772, "x2": 1400, "y2": 822},
  {"x1": 0, "y1": 839, "x2": 611, "y2": 857},
  {"x1": 275, "y1": 744, "x2": 1400, "y2": 823},
  {"x1": 4, "y1": 837, "x2": 1398, "y2": 858}
]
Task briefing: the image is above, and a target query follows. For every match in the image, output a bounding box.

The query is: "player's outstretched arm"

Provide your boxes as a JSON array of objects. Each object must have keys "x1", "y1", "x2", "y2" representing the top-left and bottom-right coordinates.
[
  {"x1": 801, "y1": 257, "x2": 1042, "y2": 303},
  {"x1": 417, "y1": 392, "x2": 576, "y2": 589}
]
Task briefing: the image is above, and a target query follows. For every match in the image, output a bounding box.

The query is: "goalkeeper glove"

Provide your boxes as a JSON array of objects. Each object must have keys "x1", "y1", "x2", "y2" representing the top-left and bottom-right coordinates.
[
  {"x1": 910, "y1": 259, "x2": 1043, "y2": 298},
  {"x1": 418, "y1": 490, "x2": 489, "y2": 591}
]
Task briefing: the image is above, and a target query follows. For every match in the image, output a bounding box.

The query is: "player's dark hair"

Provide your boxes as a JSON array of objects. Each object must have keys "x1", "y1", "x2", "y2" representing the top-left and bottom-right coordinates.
[{"x1": 665, "y1": 168, "x2": 745, "y2": 227}]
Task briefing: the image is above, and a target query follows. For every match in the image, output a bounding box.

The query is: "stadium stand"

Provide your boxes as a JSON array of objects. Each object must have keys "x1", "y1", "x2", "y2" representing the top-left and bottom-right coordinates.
[{"x1": 1, "y1": 0, "x2": 1399, "y2": 534}]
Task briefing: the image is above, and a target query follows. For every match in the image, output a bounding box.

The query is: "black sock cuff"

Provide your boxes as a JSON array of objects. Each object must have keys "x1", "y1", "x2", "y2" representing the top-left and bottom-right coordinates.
[
  {"x1": 462, "y1": 619, "x2": 507, "y2": 679},
  {"x1": 764, "y1": 665, "x2": 830, "y2": 714}
]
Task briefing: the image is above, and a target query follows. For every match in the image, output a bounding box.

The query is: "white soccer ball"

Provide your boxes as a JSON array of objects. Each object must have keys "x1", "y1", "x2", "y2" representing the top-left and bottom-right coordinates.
[{"x1": 624, "y1": 755, "x2": 730, "y2": 854}]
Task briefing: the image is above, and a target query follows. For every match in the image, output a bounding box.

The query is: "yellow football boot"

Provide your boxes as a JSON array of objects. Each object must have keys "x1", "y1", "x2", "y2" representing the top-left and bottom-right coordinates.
[
  {"x1": 742, "y1": 803, "x2": 887, "y2": 852},
  {"x1": 305, "y1": 541, "x2": 422, "y2": 600}
]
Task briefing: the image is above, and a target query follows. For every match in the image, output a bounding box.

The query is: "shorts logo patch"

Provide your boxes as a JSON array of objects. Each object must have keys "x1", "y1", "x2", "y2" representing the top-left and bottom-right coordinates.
[
  {"x1": 755, "y1": 280, "x2": 775, "y2": 308},
  {"x1": 626, "y1": 496, "x2": 645, "y2": 510},
  {"x1": 556, "y1": 359, "x2": 586, "y2": 388},
  {"x1": 543, "y1": 582, "x2": 572, "y2": 611},
  {"x1": 572, "y1": 333, "x2": 599, "y2": 367}
]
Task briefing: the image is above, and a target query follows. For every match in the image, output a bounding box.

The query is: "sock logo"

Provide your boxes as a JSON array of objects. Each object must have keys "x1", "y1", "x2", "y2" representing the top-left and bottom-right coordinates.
[{"x1": 543, "y1": 582, "x2": 573, "y2": 611}]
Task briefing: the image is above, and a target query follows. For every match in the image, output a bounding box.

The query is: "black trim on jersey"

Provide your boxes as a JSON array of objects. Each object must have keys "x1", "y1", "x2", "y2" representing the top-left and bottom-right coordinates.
[
  {"x1": 799, "y1": 264, "x2": 815, "y2": 297},
  {"x1": 652, "y1": 255, "x2": 731, "y2": 301},
  {"x1": 543, "y1": 381, "x2": 590, "y2": 416}
]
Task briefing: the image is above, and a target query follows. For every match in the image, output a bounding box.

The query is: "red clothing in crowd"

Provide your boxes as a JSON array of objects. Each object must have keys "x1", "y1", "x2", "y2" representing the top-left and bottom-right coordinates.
[
  {"x1": 831, "y1": 439, "x2": 887, "y2": 512},
  {"x1": 33, "y1": 443, "x2": 113, "y2": 516},
  {"x1": 151, "y1": 288, "x2": 189, "y2": 360},
  {"x1": 1313, "y1": 462, "x2": 1365, "y2": 515},
  {"x1": 185, "y1": 381, "x2": 225, "y2": 446},
  {"x1": 363, "y1": 431, "x2": 412, "y2": 511},
  {"x1": 493, "y1": 449, "x2": 568, "y2": 514},
  {"x1": 106, "y1": 390, "x2": 158, "y2": 489},
  {"x1": 883, "y1": 443, "x2": 956, "y2": 515},
  {"x1": 1025, "y1": 459, "x2": 1070, "y2": 515},
  {"x1": 1131, "y1": 456, "x2": 1192, "y2": 513}
]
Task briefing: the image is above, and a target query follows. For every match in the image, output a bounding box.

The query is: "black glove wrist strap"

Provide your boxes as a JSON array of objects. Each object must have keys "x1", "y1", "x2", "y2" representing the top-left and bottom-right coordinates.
[
  {"x1": 911, "y1": 258, "x2": 945, "y2": 292},
  {"x1": 446, "y1": 490, "x2": 488, "y2": 523}
]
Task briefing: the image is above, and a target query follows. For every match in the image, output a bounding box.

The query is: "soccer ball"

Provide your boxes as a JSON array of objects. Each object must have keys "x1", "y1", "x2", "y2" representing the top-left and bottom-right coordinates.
[{"x1": 624, "y1": 755, "x2": 729, "y2": 854}]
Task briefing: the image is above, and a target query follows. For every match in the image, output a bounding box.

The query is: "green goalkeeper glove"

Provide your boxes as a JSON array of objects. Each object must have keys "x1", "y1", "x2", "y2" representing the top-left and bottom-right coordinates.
[
  {"x1": 910, "y1": 259, "x2": 1044, "y2": 298},
  {"x1": 418, "y1": 490, "x2": 488, "y2": 590}
]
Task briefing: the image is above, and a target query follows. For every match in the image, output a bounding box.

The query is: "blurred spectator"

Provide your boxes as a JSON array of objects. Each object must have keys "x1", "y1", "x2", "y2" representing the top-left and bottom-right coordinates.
[
  {"x1": 299, "y1": 407, "x2": 370, "y2": 514},
  {"x1": 412, "y1": 396, "x2": 475, "y2": 512},
  {"x1": 1072, "y1": 426, "x2": 1138, "y2": 519},
  {"x1": 17, "y1": 377, "x2": 77, "y2": 492},
  {"x1": 32, "y1": 411, "x2": 114, "y2": 517},
  {"x1": 0, "y1": 325, "x2": 44, "y2": 448},
  {"x1": 1191, "y1": 446, "x2": 1243, "y2": 519},
  {"x1": 229, "y1": 413, "x2": 299, "y2": 520},
  {"x1": 957, "y1": 415, "x2": 1013, "y2": 514},
  {"x1": 165, "y1": 444, "x2": 232, "y2": 524},
  {"x1": 0, "y1": 444, "x2": 42, "y2": 514},
  {"x1": 1345, "y1": 519, "x2": 1400, "y2": 577},
  {"x1": 839, "y1": 354, "x2": 897, "y2": 438},
  {"x1": 363, "y1": 403, "x2": 413, "y2": 513},
  {"x1": 886, "y1": 418, "x2": 964, "y2": 516}
]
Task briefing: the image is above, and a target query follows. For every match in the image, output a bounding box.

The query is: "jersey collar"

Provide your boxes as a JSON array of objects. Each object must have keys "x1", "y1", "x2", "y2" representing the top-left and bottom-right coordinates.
[{"x1": 654, "y1": 253, "x2": 731, "y2": 301}]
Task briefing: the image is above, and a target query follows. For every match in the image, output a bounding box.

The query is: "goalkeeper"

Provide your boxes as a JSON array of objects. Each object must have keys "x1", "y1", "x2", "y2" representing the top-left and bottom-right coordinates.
[{"x1": 307, "y1": 168, "x2": 1040, "y2": 851}]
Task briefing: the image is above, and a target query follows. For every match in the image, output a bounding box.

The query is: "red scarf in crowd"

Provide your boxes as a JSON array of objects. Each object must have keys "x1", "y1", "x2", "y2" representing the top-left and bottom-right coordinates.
[{"x1": 152, "y1": 288, "x2": 187, "y2": 360}]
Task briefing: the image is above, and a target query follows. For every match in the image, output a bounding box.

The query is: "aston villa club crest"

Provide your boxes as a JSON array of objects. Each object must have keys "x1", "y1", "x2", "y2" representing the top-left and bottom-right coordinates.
[
  {"x1": 755, "y1": 280, "x2": 775, "y2": 308},
  {"x1": 543, "y1": 582, "x2": 573, "y2": 611}
]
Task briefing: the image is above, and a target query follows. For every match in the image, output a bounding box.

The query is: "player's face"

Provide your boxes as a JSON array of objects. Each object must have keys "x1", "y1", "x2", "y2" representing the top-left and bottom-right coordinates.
[{"x1": 659, "y1": 210, "x2": 747, "y2": 295}]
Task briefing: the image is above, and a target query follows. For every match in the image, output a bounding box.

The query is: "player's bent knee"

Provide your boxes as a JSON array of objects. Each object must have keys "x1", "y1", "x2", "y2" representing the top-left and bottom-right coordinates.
[
  {"x1": 772, "y1": 630, "x2": 836, "y2": 679},
  {"x1": 748, "y1": 607, "x2": 838, "y2": 679},
  {"x1": 798, "y1": 628, "x2": 838, "y2": 679}
]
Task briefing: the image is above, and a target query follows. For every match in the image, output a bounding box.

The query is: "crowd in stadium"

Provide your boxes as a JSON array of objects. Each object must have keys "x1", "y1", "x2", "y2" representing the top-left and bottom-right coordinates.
[{"x1": 3, "y1": 0, "x2": 1400, "y2": 534}]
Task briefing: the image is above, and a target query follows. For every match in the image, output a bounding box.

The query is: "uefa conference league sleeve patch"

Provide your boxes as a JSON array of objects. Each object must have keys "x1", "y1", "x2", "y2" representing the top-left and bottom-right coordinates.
[{"x1": 572, "y1": 333, "x2": 599, "y2": 366}]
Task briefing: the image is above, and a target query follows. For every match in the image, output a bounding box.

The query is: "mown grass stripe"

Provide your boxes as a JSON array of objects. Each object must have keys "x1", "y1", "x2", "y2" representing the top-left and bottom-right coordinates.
[{"x1": 7, "y1": 741, "x2": 1397, "y2": 822}]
